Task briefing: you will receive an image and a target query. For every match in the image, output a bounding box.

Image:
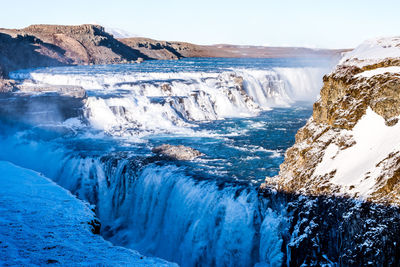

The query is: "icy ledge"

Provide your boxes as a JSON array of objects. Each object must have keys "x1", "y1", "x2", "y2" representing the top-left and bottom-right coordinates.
[{"x1": 0, "y1": 161, "x2": 175, "y2": 266}]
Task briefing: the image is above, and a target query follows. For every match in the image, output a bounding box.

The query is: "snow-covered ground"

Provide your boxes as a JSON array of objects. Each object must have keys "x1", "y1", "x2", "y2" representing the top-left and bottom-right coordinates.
[
  {"x1": 0, "y1": 161, "x2": 176, "y2": 266},
  {"x1": 340, "y1": 36, "x2": 400, "y2": 68},
  {"x1": 314, "y1": 108, "x2": 400, "y2": 199},
  {"x1": 354, "y1": 66, "x2": 400, "y2": 78}
]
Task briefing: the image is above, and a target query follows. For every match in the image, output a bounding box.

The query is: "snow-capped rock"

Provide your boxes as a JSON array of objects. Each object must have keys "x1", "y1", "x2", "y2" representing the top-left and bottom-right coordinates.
[
  {"x1": 339, "y1": 36, "x2": 400, "y2": 68},
  {"x1": 258, "y1": 36, "x2": 400, "y2": 266},
  {"x1": 263, "y1": 37, "x2": 400, "y2": 205}
]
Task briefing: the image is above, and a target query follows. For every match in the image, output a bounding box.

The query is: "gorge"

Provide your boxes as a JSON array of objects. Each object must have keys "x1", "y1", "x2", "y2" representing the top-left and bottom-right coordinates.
[{"x1": 0, "y1": 25, "x2": 399, "y2": 266}]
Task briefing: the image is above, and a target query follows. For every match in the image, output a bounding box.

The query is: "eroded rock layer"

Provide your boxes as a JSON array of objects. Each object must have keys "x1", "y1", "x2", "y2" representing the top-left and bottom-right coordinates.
[
  {"x1": 263, "y1": 37, "x2": 400, "y2": 205},
  {"x1": 260, "y1": 37, "x2": 400, "y2": 266}
]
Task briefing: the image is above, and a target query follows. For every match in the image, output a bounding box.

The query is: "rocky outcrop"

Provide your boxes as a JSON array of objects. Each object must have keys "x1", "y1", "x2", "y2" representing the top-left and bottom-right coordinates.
[
  {"x1": 259, "y1": 37, "x2": 400, "y2": 266},
  {"x1": 0, "y1": 83, "x2": 87, "y2": 127},
  {"x1": 263, "y1": 37, "x2": 400, "y2": 206},
  {"x1": 118, "y1": 37, "x2": 183, "y2": 60},
  {"x1": 0, "y1": 24, "x2": 147, "y2": 78},
  {"x1": 22, "y1": 24, "x2": 147, "y2": 65},
  {"x1": 0, "y1": 78, "x2": 16, "y2": 93},
  {"x1": 260, "y1": 189, "x2": 400, "y2": 266},
  {"x1": 152, "y1": 144, "x2": 204, "y2": 160}
]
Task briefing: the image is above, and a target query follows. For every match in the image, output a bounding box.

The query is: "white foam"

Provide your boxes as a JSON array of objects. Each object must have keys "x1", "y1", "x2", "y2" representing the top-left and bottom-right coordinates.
[{"x1": 11, "y1": 65, "x2": 328, "y2": 137}]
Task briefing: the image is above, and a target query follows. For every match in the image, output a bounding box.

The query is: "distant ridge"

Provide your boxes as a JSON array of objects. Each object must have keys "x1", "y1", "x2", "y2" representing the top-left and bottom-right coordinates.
[
  {"x1": 119, "y1": 37, "x2": 348, "y2": 60},
  {"x1": 1, "y1": 23, "x2": 347, "y2": 81}
]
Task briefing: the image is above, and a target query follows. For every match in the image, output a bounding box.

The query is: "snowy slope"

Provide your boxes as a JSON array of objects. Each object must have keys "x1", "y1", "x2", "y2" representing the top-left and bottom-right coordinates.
[
  {"x1": 0, "y1": 161, "x2": 175, "y2": 266},
  {"x1": 340, "y1": 36, "x2": 400, "y2": 67},
  {"x1": 313, "y1": 108, "x2": 400, "y2": 199}
]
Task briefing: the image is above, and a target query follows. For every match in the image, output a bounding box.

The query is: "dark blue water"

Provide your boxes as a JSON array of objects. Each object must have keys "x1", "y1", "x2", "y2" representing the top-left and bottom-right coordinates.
[
  {"x1": 11, "y1": 57, "x2": 334, "y2": 76},
  {"x1": 147, "y1": 104, "x2": 312, "y2": 185},
  {"x1": 8, "y1": 57, "x2": 321, "y2": 186}
]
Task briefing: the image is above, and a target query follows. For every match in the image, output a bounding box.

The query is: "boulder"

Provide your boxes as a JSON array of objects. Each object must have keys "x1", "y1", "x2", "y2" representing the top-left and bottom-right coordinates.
[
  {"x1": 152, "y1": 144, "x2": 204, "y2": 160},
  {"x1": 0, "y1": 78, "x2": 16, "y2": 93}
]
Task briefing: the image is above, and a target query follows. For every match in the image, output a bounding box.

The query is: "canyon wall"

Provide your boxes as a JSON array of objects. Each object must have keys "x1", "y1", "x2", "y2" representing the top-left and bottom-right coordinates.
[
  {"x1": 263, "y1": 37, "x2": 400, "y2": 205},
  {"x1": 261, "y1": 37, "x2": 400, "y2": 265}
]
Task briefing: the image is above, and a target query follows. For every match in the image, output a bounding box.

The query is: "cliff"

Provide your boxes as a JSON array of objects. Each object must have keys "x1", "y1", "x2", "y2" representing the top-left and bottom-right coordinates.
[
  {"x1": 118, "y1": 37, "x2": 184, "y2": 60},
  {"x1": 263, "y1": 36, "x2": 400, "y2": 205},
  {"x1": 0, "y1": 24, "x2": 147, "y2": 79},
  {"x1": 260, "y1": 37, "x2": 400, "y2": 265}
]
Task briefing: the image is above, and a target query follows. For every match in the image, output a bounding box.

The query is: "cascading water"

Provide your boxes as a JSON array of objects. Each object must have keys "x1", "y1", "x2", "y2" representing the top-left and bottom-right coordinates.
[
  {"x1": 2, "y1": 57, "x2": 336, "y2": 266},
  {"x1": 10, "y1": 58, "x2": 329, "y2": 136},
  {"x1": 57, "y1": 157, "x2": 265, "y2": 266}
]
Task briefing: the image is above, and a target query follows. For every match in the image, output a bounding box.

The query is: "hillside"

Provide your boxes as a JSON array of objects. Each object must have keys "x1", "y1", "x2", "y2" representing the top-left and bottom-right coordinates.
[
  {"x1": 0, "y1": 24, "x2": 147, "y2": 78},
  {"x1": 0, "y1": 24, "x2": 345, "y2": 82},
  {"x1": 119, "y1": 37, "x2": 346, "y2": 60}
]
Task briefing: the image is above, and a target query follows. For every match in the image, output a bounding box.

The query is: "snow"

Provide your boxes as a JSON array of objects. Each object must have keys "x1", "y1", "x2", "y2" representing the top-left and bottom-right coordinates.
[
  {"x1": 314, "y1": 108, "x2": 400, "y2": 198},
  {"x1": 339, "y1": 36, "x2": 400, "y2": 67},
  {"x1": 355, "y1": 66, "x2": 400, "y2": 78},
  {"x1": 0, "y1": 161, "x2": 175, "y2": 266},
  {"x1": 104, "y1": 26, "x2": 137, "y2": 38}
]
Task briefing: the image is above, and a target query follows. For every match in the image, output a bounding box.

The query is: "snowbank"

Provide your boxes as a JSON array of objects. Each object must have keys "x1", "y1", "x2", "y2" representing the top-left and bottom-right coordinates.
[
  {"x1": 355, "y1": 66, "x2": 400, "y2": 78},
  {"x1": 314, "y1": 108, "x2": 400, "y2": 199},
  {"x1": 0, "y1": 161, "x2": 175, "y2": 266}
]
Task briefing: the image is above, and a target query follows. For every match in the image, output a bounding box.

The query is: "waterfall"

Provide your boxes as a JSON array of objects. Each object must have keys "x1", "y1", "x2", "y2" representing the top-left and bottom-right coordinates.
[
  {"x1": 3, "y1": 59, "x2": 332, "y2": 266},
  {"x1": 54, "y1": 155, "x2": 288, "y2": 267},
  {"x1": 10, "y1": 66, "x2": 327, "y2": 137},
  {"x1": 0, "y1": 131, "x2": 288, "y2": 266}
]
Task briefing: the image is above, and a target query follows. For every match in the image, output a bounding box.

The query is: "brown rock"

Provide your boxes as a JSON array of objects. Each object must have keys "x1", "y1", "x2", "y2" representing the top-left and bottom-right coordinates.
[
  {"x1": 262, "y1": 58, "x2": 400, "y2": 205},
  {"x1": 0, "y1": 24, "x2": 149, "y2": 77},
  {"x1": 152, "y1": 144, "x2": 204, "y2": 160},
  {"x1": 0, "y1": 78, "x2": 16, "y2": 93},
  {"x1": 119, "y1": 37, "x2": 346, "y2": 59}
]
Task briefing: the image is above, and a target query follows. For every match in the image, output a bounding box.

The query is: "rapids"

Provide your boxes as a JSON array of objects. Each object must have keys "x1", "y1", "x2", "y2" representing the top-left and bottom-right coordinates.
[{"x1": 1, "y1": 57, "x2": 335, "y2": 266}]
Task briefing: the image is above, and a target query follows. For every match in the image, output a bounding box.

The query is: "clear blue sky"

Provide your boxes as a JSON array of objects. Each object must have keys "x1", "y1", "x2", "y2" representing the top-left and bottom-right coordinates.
[{"x1": 1, "y1": 0, "x2": 400, "y2": 48}]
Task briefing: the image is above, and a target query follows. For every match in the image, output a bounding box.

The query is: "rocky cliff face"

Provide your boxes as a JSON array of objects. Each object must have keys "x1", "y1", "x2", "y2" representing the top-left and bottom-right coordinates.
[
  {"x1": 260, "y1": 37, "x2": 400, "y2": 265},
  {"x1": 0, "y1": 24, "x2": 147, "y2": 79},
  {"x1": 22, "y1": 24, "x2": 147, "y2": 64},
  {"x1": 263, "y1": 37, "x2": 400, "y2": 205},
  {"x1": 118, "y1": 37, "x2": 184, "y2": 60}
]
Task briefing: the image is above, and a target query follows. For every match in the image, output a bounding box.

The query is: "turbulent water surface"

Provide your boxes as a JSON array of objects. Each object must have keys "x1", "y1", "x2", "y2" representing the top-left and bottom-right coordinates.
[{"x1": 1, "y1": 57, "x2": 335, "y2": 266}]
